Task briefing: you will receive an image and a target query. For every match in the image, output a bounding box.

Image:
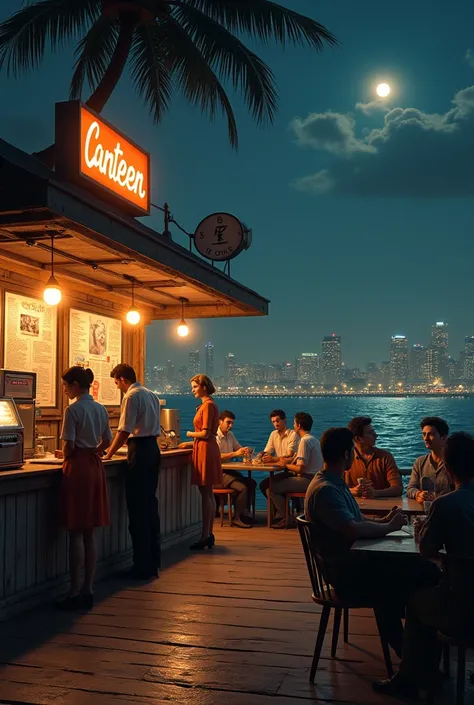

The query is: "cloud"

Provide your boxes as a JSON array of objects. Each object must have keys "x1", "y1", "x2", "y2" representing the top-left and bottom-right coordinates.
[
  {"x1": 355, "y1": 100, "x2": 390, "y2": 117},
  {"x1": 465, "y1": 49, "x2": 474, "y2": 68},
  {"x1": 290, "y1": 112, "x2": 374, "y2": 156},
  {"x1": 289, "y1": 85, "x2": 474, "y2": 198}
]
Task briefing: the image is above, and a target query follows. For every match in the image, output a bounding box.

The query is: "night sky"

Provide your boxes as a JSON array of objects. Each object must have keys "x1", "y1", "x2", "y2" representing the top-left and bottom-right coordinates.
[{"x1": 1, "y1": 0, "x2": 474, "y2": 373}]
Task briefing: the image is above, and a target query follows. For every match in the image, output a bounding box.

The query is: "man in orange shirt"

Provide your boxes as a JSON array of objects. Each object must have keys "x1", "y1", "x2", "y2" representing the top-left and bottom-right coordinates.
[{"x1": 345, "y1": 416, "x2": 402, "y2": 498}]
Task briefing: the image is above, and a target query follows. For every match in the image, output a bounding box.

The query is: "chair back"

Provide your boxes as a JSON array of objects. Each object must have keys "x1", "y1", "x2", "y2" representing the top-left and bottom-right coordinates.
[
  {"x1": 296, "y1": 515, "x2": 335, "y2": 603},
  {"x1": 442, "y1": 554, "x2": 474, "y2": 623}
]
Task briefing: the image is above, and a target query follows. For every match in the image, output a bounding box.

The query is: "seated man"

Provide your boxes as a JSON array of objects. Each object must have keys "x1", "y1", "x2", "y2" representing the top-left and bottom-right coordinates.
[
  {"x1": 215, "y1": 410, "x2": 256, "y2": 528},
  {"x1": 270, "y1": 412, "x2": 323, "y2": 529},
  {"x1": 374, "y1": 432, "x2": 474, "y2": 698},
  {"x1": 407, "y1": 416, "x2": 454, "y2": 504},
  {"x1": 305, "y1": 427, "x2": 440, "y2": 657},
  {"x1": 345, "y1": 416, "x2": 402, "y2": 498},
  {"x1": 259, "y1": 409, "x2": 299, "y2": 500}
]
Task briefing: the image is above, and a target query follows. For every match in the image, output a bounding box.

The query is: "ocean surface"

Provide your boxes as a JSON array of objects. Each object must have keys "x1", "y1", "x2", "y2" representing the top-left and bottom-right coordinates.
[{"x1": 164, "y1": 395, "x2": 474, "y2": 509}]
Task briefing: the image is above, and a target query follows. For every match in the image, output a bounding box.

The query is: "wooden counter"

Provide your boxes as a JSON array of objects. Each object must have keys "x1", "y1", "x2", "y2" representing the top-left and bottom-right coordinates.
[{"x1": 0, "y1": 449, "x2": 199, "y2": 620}]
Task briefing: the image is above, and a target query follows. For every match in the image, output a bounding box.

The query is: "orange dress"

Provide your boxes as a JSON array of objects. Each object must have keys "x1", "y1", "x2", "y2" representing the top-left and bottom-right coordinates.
[{"x1": 192, "y1": 398, "x2": 223, "y2": 486}]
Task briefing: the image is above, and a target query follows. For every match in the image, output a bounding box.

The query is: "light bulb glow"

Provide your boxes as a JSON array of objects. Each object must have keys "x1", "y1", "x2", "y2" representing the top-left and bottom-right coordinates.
[
  {"x1": 43, "y1": 276, "x2": 62, "y2": 306},
  {"x1": 177, "y1": 320, "x2": 189, "y2": 337},
  {"x1": 126, "y1": 308, "x2": 140, "y2": 325}
]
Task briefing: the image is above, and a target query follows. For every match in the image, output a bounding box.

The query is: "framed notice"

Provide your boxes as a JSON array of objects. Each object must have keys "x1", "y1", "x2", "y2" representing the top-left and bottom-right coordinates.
[
  {"x1": 69, "y1": 308, "x2": 122, "y2": 406},
  {"x1": 4, "y1": 292, "x2": 57, "y2": 407}
]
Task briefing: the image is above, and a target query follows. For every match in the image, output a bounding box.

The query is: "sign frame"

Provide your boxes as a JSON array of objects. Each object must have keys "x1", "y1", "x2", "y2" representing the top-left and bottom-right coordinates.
[{"x1": 55, "y1": 100, "x2": 151, "y2": 216}]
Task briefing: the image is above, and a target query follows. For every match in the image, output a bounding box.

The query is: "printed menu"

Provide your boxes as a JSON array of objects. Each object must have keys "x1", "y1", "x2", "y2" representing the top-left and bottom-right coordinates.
[
  {"x1": 69, "y1": 308, "x2": 122, "y2": 405},
  {"x1": 4, "y1": 291, "x2": 57, "y2": 407}
]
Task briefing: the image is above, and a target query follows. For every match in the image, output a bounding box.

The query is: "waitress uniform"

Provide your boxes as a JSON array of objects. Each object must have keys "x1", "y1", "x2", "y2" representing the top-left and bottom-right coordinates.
[{"x1": 59, "y1": 393, "x2": 112, "y2": 531}]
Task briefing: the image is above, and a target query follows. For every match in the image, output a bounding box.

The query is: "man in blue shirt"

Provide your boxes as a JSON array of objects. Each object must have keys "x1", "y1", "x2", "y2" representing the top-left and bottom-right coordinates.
[
  {"x1": 305, "y1": 427, "x2": 440, "y2": 658},
  {"x1": 374, "y1": 432, "x2": 474, "y2": 699}
]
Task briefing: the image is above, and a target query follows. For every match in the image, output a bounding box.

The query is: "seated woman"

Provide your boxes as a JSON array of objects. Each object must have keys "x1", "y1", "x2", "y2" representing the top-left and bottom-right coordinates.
[{"x1": 57, "y1": 366, "x2": 112, "y2": 610}]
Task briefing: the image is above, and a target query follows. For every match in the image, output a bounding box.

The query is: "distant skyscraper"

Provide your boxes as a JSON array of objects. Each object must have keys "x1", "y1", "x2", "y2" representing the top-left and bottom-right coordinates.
[
  {"x1": 280, "y1": 361, "x2": 296, "y2": 384},
  {"x1": 409, "y1": 344, "x2": 427, "y2": 382},
  {"x1": 205, "y1": 342, "x2": 214, "y2": 377},
  {"x1": 464, "y1": 337, "x2": 474, "y2": 381},
  {"x1": 381, "y1": 361, "x2": 390, "y2": 389},
  {"x1": 188, "y1": 350, "x2": 200, "y2": 377},
  {"x1": 266, "y1": 364, "x2": 281, "y2": 384},
  {"x1": 178, "y1": 364, "x2": 188, "y2": 389},
  {"x1": 224, "y1": 352, "x2": 237, "y2": 386},
  {"x1": 322, "y1": 334, "x2": 342, "y2": 385},
  {"x1": 426, "y1": 346, "x2": 440, "y2": 383},
  {"x1": 297, "y1": 353, "x2": 319, "y2": 385},
  {"x1": 390, "y1": 335, "x2": 408, "y2": 385},
  {"x1": 366, "y1": 362, "x2": 379, "y2": 385},
  {"x1": 431, "y1": 322, "x2": 448, "y2": 381}
]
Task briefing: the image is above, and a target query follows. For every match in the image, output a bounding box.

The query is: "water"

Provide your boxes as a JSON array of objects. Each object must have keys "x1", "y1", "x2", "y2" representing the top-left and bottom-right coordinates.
[{"x1": 166, "y1": 395, "x2": 474, "y2": 509}]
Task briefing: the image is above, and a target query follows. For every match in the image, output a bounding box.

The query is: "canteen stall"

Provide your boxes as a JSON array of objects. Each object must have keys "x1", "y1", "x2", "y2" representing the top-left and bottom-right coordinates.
[{"x1": 0, "y1": 103, "x2": 268, "y2": 619}]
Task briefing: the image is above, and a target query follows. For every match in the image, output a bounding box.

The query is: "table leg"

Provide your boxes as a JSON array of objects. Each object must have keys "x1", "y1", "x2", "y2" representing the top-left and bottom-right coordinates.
[{"x1": 267, "y1": 472, "x2": 273, "y2": 528}]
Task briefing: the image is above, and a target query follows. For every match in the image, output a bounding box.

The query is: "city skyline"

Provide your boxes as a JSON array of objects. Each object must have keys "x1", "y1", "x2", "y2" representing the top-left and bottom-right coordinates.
[{"x1": 146, "y1": 320, "x2": 474, "y2": 391}]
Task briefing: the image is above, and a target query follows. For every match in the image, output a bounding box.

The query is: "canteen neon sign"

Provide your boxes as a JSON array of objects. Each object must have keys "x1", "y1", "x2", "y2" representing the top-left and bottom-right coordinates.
[{"x1": 55, "y1": 101, "x2": 151, "y2": 216}]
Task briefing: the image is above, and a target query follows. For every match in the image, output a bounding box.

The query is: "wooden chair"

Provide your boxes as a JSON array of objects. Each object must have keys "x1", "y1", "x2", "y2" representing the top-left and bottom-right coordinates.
[
  {"x1": 213, "y1": 488, "x2": 237, "y2": 527},
  {"x1": 284, "y1": 492, "x2": 306, "y2": 528},
  {"x1": 296, "y1": 516, "x2": 393, "y2": 682},
  {"x1": 426, "y1": 555, "x2": 474, "y2": 705}
]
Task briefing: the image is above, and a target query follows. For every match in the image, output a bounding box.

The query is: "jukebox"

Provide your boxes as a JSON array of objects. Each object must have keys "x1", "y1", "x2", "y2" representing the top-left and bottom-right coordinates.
[
  {"x1": 0, "y1": 370, "x2": 36, "y2": 459},
  {"x1": 0, "y1": 397, "x2": 24, "y2": 470}
]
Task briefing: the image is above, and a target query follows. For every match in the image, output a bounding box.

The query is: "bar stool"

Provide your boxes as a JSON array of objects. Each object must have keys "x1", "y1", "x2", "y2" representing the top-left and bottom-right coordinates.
[{"x1": 213, "y1": 488, "x2": 238, "y2": 526}]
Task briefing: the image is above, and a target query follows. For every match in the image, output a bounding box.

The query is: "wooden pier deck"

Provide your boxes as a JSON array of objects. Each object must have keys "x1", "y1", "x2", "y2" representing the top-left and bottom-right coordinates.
[{"x1": 0, "y1": 521, "x2": 470, "y2": 704}]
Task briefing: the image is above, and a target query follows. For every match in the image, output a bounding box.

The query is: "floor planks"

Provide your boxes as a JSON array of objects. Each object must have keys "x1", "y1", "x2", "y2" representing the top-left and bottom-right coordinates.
[{"x1": 0, "y1": 516, "x2": 470, "y2": 704}]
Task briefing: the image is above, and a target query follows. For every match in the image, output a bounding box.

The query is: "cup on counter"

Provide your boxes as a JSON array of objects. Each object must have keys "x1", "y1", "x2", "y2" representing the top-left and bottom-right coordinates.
[
  {"x1": 357, "y1": 478, "x2": 366, "y2": 487},
  {"x1": 35, "y1": 444, "x2": 45, "y2": 457}
]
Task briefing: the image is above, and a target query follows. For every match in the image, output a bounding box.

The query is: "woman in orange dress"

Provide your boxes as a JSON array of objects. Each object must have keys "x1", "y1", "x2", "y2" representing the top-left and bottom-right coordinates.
[{"x1": 185, "y1": 374, "x2": 222, "y2": 550}]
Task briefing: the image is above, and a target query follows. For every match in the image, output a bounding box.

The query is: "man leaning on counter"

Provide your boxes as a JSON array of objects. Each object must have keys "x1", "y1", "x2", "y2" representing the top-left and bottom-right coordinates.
[{"x1": 105, "y1": 363, "x2": 161, "y2": 580}]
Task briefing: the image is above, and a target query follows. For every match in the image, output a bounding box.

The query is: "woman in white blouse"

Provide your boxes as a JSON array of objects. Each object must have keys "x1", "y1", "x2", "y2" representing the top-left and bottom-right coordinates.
[{"x1": 57, "y1": 366, "x2": 112, "y2": 610}]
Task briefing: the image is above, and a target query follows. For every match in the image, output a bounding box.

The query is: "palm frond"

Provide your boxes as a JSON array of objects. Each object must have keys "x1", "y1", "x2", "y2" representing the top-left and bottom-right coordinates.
[
  {"x1": 129, "y1": 24, "x2": 172, "y2": 123},
  {"x1": 173, "y1": 0, "x2": 338, "y2": 49},
  {"x1": 162, "y1": 15, "x2": 239, "y2": 148},
  {"x1": 172, "y1": 3, "x2": 277, "y2": 125},
  {"x1": 0, "y1": 0, "x2": 99, "y2": 76},
  {"x1": 70, "y1": 15, "x2": 119, "y2": 99}
]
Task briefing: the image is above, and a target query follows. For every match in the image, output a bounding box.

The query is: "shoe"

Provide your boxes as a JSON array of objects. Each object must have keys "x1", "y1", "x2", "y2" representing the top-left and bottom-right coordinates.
[
  {"x1": 231, "y1": 518, "x2": 252, "y2": 528},
  {"x1": 241, "y1": 515, "x2": 256, "y2": 525},
  {"x1": 55, "y1": 594, "x2": 83, "y2": 611},
  {"x1": 272, "y1": 519, "x2": 296, "y2": 530},
  {"x1": 121, "y1": 566, "x2": 158, "y2": 580},
  {"x1": 190, "y1": 536, "x2": 213, "y2": 550},
  {"x1": 372, "y1": 672, "x2": 419, "y2": 699},
  {"x1": 82, "y1": 593, "x2": 94, "y2": 610}
]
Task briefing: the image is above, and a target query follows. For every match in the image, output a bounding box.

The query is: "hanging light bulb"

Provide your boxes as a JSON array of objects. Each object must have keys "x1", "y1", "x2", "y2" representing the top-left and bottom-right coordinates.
[
  {"x1": 126, "y1": 279, "x2": 140, "y2": 325},
  {"x1": 43, "y1": 235, "x2": 62, "y2": 305},
  {"x1": 177, "y1": 298, "x2": 189, "y2": 337}
]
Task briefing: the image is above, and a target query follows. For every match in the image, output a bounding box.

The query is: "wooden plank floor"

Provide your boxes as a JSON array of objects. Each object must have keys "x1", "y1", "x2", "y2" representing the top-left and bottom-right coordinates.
[{"x1": 0, "y1": 518, "x2": 470, "y2": 704}]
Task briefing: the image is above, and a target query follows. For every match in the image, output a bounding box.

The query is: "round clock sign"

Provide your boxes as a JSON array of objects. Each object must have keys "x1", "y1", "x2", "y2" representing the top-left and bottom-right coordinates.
[{"x1": 194, "y1": 212, "x2": 251, "y2": 261}]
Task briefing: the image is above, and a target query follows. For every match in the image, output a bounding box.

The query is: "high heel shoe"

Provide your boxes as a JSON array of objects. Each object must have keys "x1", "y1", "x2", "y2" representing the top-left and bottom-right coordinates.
[{"x1": 190, "y1": 536, "x2": 213, "y2": 550}]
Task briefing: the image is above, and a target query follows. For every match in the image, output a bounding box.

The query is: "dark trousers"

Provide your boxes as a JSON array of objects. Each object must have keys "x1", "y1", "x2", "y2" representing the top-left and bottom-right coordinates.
[
  {"x1": 125, "y1": 437, "x2": 161, "y2": 573},
  {"x1": 330, "y1": 553, "x2": 441, "y2": 654}
]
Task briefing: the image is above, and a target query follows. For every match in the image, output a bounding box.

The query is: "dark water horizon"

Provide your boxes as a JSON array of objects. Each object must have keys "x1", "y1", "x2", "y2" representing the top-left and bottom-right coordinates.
[{"x1": 163, "y1": 394, "x2": 473, "y2": 509}]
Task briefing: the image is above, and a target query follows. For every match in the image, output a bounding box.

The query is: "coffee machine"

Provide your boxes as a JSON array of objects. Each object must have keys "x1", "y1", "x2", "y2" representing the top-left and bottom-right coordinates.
[
  {"x1": 0, "y1": 370, "x2": 36, "y2": 458},
  {"x1": 159, "y1": 408, "x2": 181, "y2": 450}
]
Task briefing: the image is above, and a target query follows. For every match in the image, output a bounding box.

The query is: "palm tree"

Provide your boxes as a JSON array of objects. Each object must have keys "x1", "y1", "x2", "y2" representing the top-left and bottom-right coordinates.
[{"x1": 0, "y1": 1, "x2": 337, "y2": 165}]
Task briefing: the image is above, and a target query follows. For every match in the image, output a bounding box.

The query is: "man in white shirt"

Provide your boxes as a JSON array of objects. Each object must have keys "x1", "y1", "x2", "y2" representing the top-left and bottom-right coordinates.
[
  {"x1": 215, "y1": 410, "x2": 256, "y2": 528},
  {"x1": 270, "y1": 412, "x2": 323, "y2": 529},
  {"x1": 105, "y1": 363, "x2": 161, "y2": 580},
  {"x1": 259, "y1": 409, "x2": 299, "y2": 502}
]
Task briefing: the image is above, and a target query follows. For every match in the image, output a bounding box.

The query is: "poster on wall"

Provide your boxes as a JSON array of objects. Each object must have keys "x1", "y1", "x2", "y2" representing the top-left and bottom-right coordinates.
[
  {"x1": 4, "y1": 292, "x2": 57, "y2": 407},
  {"x1": 69, "y1": 308, "x2": 122, "y2": 405}
]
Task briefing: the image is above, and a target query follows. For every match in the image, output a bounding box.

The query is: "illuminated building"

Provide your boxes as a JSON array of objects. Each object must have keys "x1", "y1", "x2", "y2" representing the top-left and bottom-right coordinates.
[
  {"x1": 322, "y1": 334, "x2": 341, "y2": 385},
  {"x1": 297, "y1": 353, "x2": 319, "y2": 384},
  {"x1": 205, "y1": 342, "x2": 214, "y2": 377},
  {"x1": 389, "y1": 335, "x2": 408, "y2": 385}
]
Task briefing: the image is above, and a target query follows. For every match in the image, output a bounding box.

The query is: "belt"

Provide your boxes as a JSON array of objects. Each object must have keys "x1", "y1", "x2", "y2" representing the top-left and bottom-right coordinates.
[{"x1": 127, "y1": 436, "x2": 158, "y2": 441}]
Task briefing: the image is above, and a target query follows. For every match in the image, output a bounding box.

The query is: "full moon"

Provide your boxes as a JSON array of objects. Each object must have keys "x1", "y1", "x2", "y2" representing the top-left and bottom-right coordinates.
[{"x1": 376, "y1": 82, "x2": 391, "y2": 98}]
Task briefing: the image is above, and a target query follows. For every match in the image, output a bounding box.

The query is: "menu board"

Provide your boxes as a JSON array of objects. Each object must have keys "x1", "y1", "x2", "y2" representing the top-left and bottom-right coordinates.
[
  {"x1": 4, "y1": 292, "x2": 57, "y2": 407},
  {"x1": 69, "y1": 308, "x2": 122, "y2": 406}
]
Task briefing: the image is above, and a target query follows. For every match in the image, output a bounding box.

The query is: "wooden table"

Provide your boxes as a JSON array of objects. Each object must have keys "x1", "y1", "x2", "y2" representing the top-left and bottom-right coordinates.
[
  {"x1": 356, "y1": 496, "x2": 423, "y2": 516},
  {"x1": 352, "y1": 529, "x2": 420, "y2": 555},
  {"x1": 221, "y1": 462, "x2": 280, "y2": 527}
]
